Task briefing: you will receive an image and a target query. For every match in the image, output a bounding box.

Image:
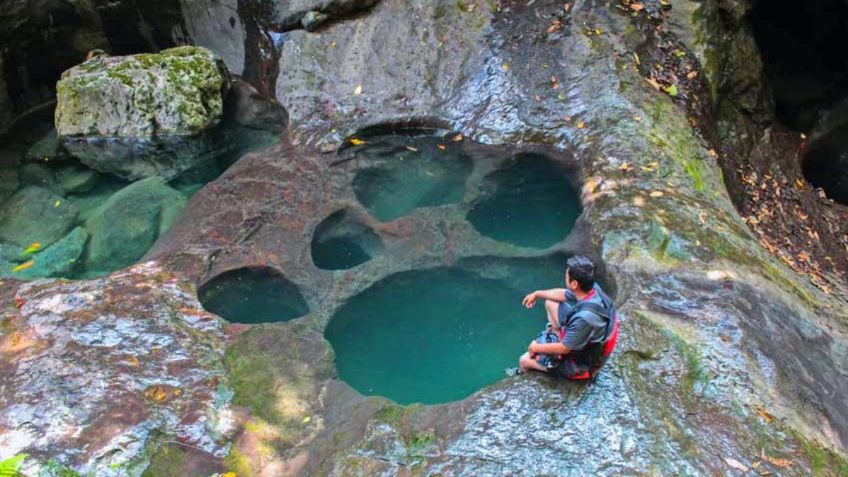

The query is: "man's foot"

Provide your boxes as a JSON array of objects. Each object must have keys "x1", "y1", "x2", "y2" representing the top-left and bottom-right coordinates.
[{"x1": 504, "y1": 367, "x2": 524, "y2": 377}]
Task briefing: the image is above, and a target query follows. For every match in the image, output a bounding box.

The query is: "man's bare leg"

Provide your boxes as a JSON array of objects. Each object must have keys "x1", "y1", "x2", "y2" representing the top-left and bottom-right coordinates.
[
  {"x1": 545, "y1": 299, "x2": 561, "y2": 333},
  {"x1": 519, "y1": 352, "x2": 548, "y2": 372}
]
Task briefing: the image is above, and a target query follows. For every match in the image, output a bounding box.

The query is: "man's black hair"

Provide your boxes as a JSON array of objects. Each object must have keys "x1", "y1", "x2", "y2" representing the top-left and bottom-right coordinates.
[{"x1": 566, "y1": 255, "x2": 595, "y2": 292}]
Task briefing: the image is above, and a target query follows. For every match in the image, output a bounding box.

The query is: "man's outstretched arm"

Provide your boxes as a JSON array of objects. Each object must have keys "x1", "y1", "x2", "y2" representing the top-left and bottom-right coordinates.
[{"x1": 522, "y1": 288, "x2": 568, "y2": 307}]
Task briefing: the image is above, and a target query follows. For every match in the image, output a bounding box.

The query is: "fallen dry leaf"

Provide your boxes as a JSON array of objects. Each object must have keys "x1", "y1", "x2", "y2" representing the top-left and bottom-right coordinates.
[
  {"x1": 761, "y1": 450, "x2": 793, "y2": 468},
  {"x1": 755, "y1": 405, "x2": 774, "y2": 423},
  {"x1": 353, "y1": 84, "x2": 363, "y2": 95},
  {"x1": 630, "y1": 2, "x2": 644, "y2": 10},
  {"x1": 349, "y1": 138, "x2": 366, "y2": 146},
  {"x1": 437, "y1": 144, "x2": 446, "y2": 151},
  {"x1": 724, "y1": 457, "x2": 748, "y2": 472},
  {"x1": 12, "y1": 260, "x2": 35, "y2": 273},
  {"x1": 649, "y1": 190, "x2": 664, "y2": 198}
]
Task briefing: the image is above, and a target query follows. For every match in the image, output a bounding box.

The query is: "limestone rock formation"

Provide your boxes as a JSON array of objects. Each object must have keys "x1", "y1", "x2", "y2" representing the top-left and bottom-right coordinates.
[
  {"x1": 1, "y1": 0, "x2": 848, "y2": 475},
  {"x1": 55, "y1": 46, "x2": 230, "y2": 138}
]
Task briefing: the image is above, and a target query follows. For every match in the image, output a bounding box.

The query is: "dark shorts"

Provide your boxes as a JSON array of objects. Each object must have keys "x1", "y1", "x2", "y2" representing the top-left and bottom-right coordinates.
[{"x1": 557, "y1": 301, "x2": 573, "y2": 328}]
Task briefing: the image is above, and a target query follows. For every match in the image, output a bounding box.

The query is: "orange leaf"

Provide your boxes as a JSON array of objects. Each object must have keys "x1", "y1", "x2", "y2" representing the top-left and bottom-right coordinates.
[
  {"x1": 630, "y1": 2, "x2": 644, "y2": 10},
  {"x1": 755, "y1": 405, "x2": 774, "y2": 423},
  {"x1": 12, "y1": 260, "x2": 35, "y2": 273}
]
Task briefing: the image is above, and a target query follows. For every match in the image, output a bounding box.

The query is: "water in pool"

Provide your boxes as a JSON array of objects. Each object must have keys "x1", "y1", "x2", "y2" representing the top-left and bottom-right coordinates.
[
  {"x1": 198, "y1": 267, "x2": 310, "y2": 324},
  {"x1": 325, "y1": 261, "x2": 567, "y2": 405},
  {"x1": 349, "y1": 130, "x2": 474, "y2": 222},
  {"x1": 467, "y1": 154, "x2": 581, "y2": 248}
]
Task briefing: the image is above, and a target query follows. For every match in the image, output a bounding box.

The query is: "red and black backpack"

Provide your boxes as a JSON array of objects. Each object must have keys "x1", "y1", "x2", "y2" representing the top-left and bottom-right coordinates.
[{"x1": 552, "y1": 288, "x2": 619, "y2": 380}]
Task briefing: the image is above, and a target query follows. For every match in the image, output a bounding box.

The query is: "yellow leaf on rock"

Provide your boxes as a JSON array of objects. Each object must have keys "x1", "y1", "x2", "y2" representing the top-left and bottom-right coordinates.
[
  {"x1": 649, "y1": 191, "x2": 664, "y2": 198},
  {"x1": 24, "y1": 243, "x2": 42, "y2": 254},
  {"x1": 630, "y1": 2, "x2": 644, "y2": 11},
  {"x1": 222, "y1": 473, "x2": 237, "y2": 477},
  {"x1": 353, "y1": 85, "x2": 363, "y2": 95},
  {"x1": 349, "y1": 138, "x2": 366, "y2": 146},
  {"x1": 13, "y1": 260, "x2": 35, "y2": 272}
]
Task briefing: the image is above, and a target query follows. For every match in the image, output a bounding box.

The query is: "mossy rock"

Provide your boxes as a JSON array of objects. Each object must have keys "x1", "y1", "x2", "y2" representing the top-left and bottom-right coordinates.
[
  {"x1": 83, "y1": 177, "x2": 186, "y2": 273},
  {"x1": 55, "y1": 46, "x2": 230, "y2": 138},
  {"x1": 0, "y1": 186, "x2": 79, "y2": 248}
]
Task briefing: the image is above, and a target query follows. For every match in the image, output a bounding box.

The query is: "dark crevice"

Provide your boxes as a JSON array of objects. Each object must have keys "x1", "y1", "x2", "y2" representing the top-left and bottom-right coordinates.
[{"x1": 750, "y1": 0, "x2": 848, "y2": 204}]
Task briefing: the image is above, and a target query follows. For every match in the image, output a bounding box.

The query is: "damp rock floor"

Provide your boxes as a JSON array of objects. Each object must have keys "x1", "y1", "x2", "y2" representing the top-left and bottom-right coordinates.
[{"x1": 197, "y1": 129, "x2": 584, "y2": 404}]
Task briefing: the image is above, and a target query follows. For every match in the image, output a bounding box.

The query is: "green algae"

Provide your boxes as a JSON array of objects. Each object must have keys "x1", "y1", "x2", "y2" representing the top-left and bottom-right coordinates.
[{"x1": 141, "y1": 444, "x2": 187, "y2": 477}]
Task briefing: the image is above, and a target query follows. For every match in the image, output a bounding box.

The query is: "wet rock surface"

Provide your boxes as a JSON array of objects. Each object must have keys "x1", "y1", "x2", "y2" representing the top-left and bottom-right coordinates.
[
  {"x1": 1, "y1": 0, "x2": 848, "y2": 475},
  {"x1": 0, "y1": 262, "x2": 231, "y2": 476}
]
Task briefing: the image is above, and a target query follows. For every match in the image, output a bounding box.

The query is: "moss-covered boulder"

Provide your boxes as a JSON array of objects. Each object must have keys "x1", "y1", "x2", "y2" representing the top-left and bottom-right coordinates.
[
  {"x1": 83, "y1": 177, "x2": 186, "y2": 273},
  {"x1": 0, "y1": 186, "x2": 79, "y2": 248},
  {"x1": 55, "y1": 46, "x2": 230, "y2": 138}
]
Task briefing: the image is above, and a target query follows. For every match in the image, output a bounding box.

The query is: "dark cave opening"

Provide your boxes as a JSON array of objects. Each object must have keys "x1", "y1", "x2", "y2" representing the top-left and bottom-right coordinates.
[
  {"x1": 751, "y1": 0, "x2": 848, "y2": 204},
  {"x1": 750, "y1": 0, "x2": 848, "y2": 131}
]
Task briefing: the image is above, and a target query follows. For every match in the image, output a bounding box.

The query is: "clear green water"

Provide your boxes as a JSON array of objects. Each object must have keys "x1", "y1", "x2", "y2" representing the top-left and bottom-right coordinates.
[
  {"x1": 350, "y1": 131, "x2": 473, "y2": 222},
  {"x1": 311, "y1": 209, "x2": 384, "y2": 270},
  {"x1": 467, "y1": 154, "x2": 581, "y2": 248},
  {"x1": 0, "y1": 108, "x2": 278, "y2": 279},
  {"x1": 325, "y1": 259, "x2": 567, "y2": 404},
  {"x1": 198, "y1": 267, "x2": 309, "y2": 324}
]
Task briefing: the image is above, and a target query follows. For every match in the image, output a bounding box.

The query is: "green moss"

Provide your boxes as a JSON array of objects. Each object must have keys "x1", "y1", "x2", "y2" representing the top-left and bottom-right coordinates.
[
  {"x1": 223, "y1": 344, "x2": 282, "y2": 424},
  {"x1": 224, "y1": 448, "x2": 253, "y2": 477},
  {"x1": 794, "y1": 432, "x2": 848, "y2": 476},
  {"x1": 141, "y1": 444, "x2": 187, "y2": 477}
]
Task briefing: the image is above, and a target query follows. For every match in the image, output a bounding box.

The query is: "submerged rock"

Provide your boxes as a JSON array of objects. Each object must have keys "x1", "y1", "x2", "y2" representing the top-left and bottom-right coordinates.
[
  {"x1": 3, "y1": 227, "x2": 88, "y2": 278},
  {"x1": 55, "y1": 46, "x2": 230, "y2": 138},
  {"x1": 84, "y1": 177, "x2": 186, "y2": 273},
  {"x1": 57, "y1": 165, "x2": 98, "y2": 194},
  {"x1": 0, "y1": 186, "x2": 78, "y2": 248}
]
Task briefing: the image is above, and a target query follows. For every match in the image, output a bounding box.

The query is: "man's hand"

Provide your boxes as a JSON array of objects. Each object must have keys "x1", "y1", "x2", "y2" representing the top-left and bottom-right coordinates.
[
  {"x1": 522, "y1": 292, "x2": 537, "y2": 308},
  {"x1": 528, "y1": 340, "x2": 538, "y2": 354}
]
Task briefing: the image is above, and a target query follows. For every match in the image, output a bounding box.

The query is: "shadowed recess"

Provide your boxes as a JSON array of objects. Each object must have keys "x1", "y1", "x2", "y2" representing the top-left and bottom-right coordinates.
[
  {"x1": 325, "y1": 256, "x2": 575, "y2": 405},
  {"x1": 311, "y1": 209, "x2": 384, "y2": 270},
  {"x1": 198, "y1": 267, "x2": 309, "y2": 324},
  {"x1": 349, "y1": 129, "x2": 473, "y2": 222},
  {"x1": 467, "y1": 153, "x2": 581, "y2": 248}
]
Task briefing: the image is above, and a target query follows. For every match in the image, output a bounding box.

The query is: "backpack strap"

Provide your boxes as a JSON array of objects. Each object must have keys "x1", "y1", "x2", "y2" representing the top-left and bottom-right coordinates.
[{"x1": 570, "y1": 292, "x2": 616, "y2": 341}]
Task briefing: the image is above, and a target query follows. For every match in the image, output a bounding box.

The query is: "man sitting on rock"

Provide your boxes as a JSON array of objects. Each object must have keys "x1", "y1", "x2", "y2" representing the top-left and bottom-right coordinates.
[{"x1": 516, "y1": 255, "x2": 619, "y2": 379}]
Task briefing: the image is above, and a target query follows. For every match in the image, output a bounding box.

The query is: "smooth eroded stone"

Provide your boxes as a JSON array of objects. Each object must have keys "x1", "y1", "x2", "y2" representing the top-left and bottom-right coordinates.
[
  {"x1": 0, "y1": 186, "x2": 79, "y2": 248},
  {"x1": 55, "y1": 46, "x2": 230, "y2": 138},
  {"x1": 58, "y1": 165, "x2": 98, "y2": 193},
  {"x1": 83, "y1": 177, "x2": 186, "y2": 272},
  {"x1": 4, "y1": 226, "x2": 88, "y2": 279}
]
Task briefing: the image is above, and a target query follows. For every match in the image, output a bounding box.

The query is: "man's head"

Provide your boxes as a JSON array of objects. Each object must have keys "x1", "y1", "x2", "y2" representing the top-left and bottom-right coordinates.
[{"x1": 565, "y1": 255, "x2": 595, "y2": 293}]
